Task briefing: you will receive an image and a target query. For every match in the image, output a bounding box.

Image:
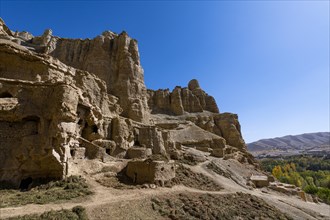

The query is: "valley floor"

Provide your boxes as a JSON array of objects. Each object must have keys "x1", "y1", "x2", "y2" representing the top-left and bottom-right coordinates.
[{"x1": 0, "y1": 158, "x2": 329, "y2": 220}]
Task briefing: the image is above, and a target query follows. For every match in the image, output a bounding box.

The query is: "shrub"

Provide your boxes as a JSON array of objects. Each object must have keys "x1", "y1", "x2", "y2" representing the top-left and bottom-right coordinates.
[
  {"x1": 303, "y1": 185, "x2": 318, "y2": 194},
  {"x1": 317, "y1": 187, "x2": 330, "y2": 204}
]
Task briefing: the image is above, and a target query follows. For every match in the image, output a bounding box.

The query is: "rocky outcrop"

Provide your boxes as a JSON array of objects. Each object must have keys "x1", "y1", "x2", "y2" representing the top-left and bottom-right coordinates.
[
  {"x1": 147, "y1": 79, "x2": 219, "y2": 115},
  {"x1": 0, "y1": 18, "x2": 254, "y2": 187},
  {"x1": 126, "y1": 159, "x2": 175, "y2": 185},
  {"x1": 1, "y1": 20, "x2": 149, "y2": 123},
  {"x1": 0, "y1": 18, "x2": 13, "y2": 38},
  {"x1": 49, "y1": 31, "x2": 149, "y2": 123},
  {"x1": 0, "y1": 39, "x2": 121, "y2": 187},
  {"x1": 185, "y1": 112, "x2": 246, "y2": 149}
]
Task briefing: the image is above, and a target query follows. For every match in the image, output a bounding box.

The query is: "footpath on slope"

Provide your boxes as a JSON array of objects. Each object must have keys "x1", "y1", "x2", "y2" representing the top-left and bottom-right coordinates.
[{"x1": 0, "y1": 174, "x2": 231, "y2": 219}]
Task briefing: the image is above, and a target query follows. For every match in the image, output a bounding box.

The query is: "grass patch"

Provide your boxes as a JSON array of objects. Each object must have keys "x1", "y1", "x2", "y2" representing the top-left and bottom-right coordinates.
[
  {"x1": 0, "y1": 176, "x2": 92, "y2": 208},
  {"x1": 6, "y1": 205, "x2": 88, "y2": 220}
]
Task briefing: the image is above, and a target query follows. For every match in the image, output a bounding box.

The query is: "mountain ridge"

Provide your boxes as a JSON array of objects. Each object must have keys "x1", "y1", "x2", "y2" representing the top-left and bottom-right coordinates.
[{"x1": 247, "y1": 132, "x2": 330, "y2": 157}]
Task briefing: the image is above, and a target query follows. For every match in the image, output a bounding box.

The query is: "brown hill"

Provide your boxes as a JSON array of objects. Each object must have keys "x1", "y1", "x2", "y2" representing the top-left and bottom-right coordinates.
[{"x1": 248, "y1": 132, "x2": 330, "y2": 158}]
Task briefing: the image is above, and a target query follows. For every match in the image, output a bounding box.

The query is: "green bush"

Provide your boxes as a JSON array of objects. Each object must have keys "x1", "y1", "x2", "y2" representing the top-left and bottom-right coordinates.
[
  {"x1": 303, "y1": 185, "x2": 318, "y2": 194},
  {"x1": 317, "y1": 187, "x2": 330, "y2": 204},
  {"x1": 259, "y1": 156, "x2": 330, "y2": 204}
]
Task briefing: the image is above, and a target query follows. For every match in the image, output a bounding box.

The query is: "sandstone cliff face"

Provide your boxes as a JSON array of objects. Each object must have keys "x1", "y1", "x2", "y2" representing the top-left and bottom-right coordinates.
[
  {"x1": 147, "y1": 79, "x2": 219, "y2": 115},
  {"x1": 0, "y1": 39, "x2": 122, "y2": 187},
  {"x1": 0, "y1": 19, "x2": 254, "y2": 187},
  {"x1": 49, "y1": 31, "x2": 149, "y2": 123}
]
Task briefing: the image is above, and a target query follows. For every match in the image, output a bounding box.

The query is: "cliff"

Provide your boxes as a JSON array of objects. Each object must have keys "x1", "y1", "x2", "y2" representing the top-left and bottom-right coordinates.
[{"x1": 0, "y1": 18, "x2": 255, "y2": 188}]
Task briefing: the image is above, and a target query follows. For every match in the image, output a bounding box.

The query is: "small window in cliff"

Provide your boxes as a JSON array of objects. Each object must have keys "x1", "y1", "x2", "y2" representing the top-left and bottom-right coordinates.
[
  {"x1": 78, "y1": 119, "x2": 83, "y2": 125},
  {"x1": 70, "y1": 149, "x2": 75, "y2": 158},
  {"x1": 92, "y1": 125, "x2": 98, "y2": 133},
  {"x1": 22, "y1": 116, "x2": 40, "y2": 122},
  {"x1": 134, "y1": 172, "x2": 138, "y2": 183},
  {"x1": 106, "y1": 148, "x2": 111, "y2": 155},
  {"x1": 19, "y1": 177, "x2": 33, "y2": 191},
  {"x1": 134, "y1": 139, "x2": 140, "y2": 146},
  {"x1": 0, "y1": 92, "x2": 13, "y2": 98}
]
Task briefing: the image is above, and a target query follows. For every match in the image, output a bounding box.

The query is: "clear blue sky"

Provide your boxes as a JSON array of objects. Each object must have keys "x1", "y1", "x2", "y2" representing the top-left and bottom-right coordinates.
[{"x1": 1, "y1": 1, "x2": 329, "y2": 143}]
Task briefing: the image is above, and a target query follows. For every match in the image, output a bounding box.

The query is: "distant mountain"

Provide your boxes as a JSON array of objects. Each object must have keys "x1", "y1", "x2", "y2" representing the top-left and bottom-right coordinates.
[{"x1": 247, "y1": 132, "x2": 330, "y2": 158}]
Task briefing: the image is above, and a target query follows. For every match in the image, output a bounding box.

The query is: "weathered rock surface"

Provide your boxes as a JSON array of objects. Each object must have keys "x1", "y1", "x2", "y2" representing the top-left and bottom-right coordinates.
[
  {"x1": 0, "y1": 38, "x2": 122, "y2": 187},
  {"x1": 0, "y1": 18, "x2": 254, "y2": 187},
  {"x1": 126, "y1": 159, "x2": 175, "y2": 185},
  {"x1": 49, "y1": 31, "x2": 149, "y2": 123},
  {"x1": 250, "y1": 175, "x2": 269, "y2": 188},
  {"x1": 147, "y1": 79, "x2": 219, "y2": 115}
]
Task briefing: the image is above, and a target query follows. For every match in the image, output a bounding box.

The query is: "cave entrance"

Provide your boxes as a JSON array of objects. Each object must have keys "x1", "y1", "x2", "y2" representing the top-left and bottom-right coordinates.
[
  {"x1": 106, "y1": 148, "x2": 111, "y2": 155},
  {"x1": 70, "y1": 149, "x2": 76, "y2": 158},
  {"x1": 134, "y1": 139, "x2": 140, "y2": 146},
  {"x1": 0, "y1": 92, "x2": 13, "y2": 98},
  {"x1": 19, "y1": 177, "x2": 33, "y2": 191},
  {"x1": 92, "y1": 125, "x2": 98, "y2": 133}
]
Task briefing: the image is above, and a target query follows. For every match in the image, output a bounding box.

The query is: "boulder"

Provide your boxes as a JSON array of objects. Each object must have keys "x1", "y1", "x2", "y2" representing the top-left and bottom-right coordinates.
[{"x1": 250, "y1": 175, "x2": 269, "y2": 188}]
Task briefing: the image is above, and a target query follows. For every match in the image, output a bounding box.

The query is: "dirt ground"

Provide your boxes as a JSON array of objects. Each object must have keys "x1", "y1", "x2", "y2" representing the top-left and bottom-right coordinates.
[{"x1": 0, "y1": 157, "x2": 329, "y2": 220}]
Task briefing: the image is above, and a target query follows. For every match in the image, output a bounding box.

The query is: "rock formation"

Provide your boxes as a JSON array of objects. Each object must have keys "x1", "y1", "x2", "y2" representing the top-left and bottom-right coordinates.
[
  {"x1": 0, "y1": 18, "x2": 255, "y2": 187},
  {"x1": 147, "y1": 79, "x2": 219, "y2": 115}
]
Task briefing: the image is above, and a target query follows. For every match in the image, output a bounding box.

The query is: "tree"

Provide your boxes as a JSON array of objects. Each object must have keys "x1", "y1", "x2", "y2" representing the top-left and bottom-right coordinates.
[{"x1": 272, "y1": 165, "x2": 283, "y2": 179}]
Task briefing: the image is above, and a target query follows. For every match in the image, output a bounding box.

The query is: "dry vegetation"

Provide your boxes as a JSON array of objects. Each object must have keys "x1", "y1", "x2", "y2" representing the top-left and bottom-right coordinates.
[
  {"x1": 165, "y1": 164, "x2": 223, "y2": 191},
  {"x1": 151, "y1": 192, "x2": 293, "y2": 220},
  {"x1": 95, "y1": 171, "x2": 141, "y2": 190},
  {"x1": 0, "y1": 176, "x2": 92, "y2": 208},
  {"x1": 5, "y1": 206, "x2": 88, "y2": 220}
]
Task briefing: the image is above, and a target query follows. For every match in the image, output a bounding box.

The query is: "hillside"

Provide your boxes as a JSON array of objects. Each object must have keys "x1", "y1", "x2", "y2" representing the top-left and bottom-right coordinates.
[{"x1": 248, "y1": 132, "x2": 330, "y2": 158}]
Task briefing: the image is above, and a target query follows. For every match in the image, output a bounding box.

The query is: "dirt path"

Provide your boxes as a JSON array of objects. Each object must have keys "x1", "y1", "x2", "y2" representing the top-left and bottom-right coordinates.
[
  {"x1": 0, "y1": 176, "x2": 232, "y2": 219},
  {"x1": 1, "y1": 162, "x2": 329, "y2": 220}
]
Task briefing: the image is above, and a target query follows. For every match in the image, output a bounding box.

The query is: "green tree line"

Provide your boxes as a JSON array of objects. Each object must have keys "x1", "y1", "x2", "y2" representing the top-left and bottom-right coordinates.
[{"x1": 260, "y1": 156, "x2": 330, "y2": 204}]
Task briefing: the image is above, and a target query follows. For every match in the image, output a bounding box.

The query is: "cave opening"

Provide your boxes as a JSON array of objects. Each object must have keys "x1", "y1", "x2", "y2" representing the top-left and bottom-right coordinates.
[
  {"x1": 19, "y1": 177, "x2": 33, "y2": 191},
  {"x1": 134, "y1": 139, "x2": 140, "y2": 146},
  {"x1": 92, "y1": 125, "x2": 98, "y2": 133},
  {"x1": 78, "y1": 119, "x2": 83, "y2": 125},
  {"x1": 70, "y1": 149, "x2": 75, "y2": 158},
  {"x1": 0, "y1": 92, "x2": 13, "y2": 98}
]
